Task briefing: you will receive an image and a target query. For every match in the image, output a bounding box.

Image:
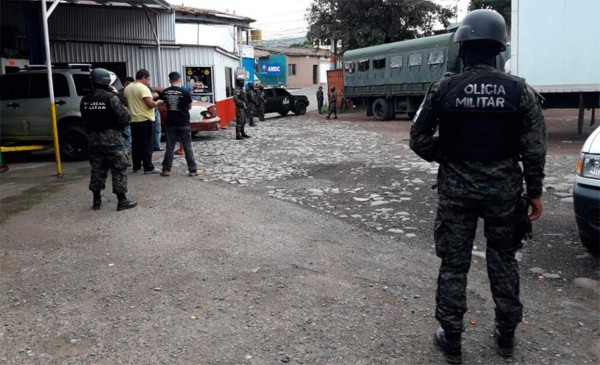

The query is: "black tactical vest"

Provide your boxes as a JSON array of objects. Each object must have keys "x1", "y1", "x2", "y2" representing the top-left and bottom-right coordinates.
[
  {"x1": 439, "y1": 69, "x2": 525, "y2": 161},
  {"x1": 81, "y1": 90, "x2": 118, "y2": 132}
]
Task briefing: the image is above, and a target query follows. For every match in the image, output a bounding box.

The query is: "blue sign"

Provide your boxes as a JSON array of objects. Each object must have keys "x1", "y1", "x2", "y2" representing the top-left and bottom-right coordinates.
[{"x1": 260, "y1": 63, "x2": 281, "y2": 75}]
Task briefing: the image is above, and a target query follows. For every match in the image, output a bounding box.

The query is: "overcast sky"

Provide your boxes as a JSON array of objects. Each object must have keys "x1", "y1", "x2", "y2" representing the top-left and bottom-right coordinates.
[{"x1": 167, "y1": 0, "x2": 470, "y2": 47}]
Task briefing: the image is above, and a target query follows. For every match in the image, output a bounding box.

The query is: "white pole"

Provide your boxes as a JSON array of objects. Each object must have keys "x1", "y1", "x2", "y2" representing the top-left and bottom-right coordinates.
[{"x1": 41, "y1": 0, "x2": 63, "y2": 177}]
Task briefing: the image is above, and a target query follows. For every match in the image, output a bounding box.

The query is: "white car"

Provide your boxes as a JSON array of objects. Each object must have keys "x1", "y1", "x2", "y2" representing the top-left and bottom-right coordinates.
[{"x1": 573, "y1": 126, "x2": 600, "y2": 256}]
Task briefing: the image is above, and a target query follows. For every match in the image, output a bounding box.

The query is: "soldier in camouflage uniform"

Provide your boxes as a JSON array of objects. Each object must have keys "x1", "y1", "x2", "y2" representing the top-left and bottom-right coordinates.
[
  {"x1": 246, "y1": 82, "x2": 258, "y2": 126},
  {"x1": 326, "y1": 86, "x2": 337, "y2": 119},
  {"x1": 233, "y1": 77, "x2": 250, "y2": 140},
  {"x1": 81, "y1": 68, "x2": 137, "y2": 211},
  {"x1": 409, "y1": 10, "x2": 546, "y2": 364},
  {"x1": 256, "y1": 84, "x2": 266, "y2": 121}
]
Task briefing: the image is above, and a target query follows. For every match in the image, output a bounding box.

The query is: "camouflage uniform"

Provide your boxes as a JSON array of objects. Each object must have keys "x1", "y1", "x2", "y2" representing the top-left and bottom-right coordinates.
[
  {"x1": 246, "y1": 87, "x2": 258, "y2": 125},
  {"x1": 326, "y1": 88, "x2": 338, "y2": 119},
  {"x1": 410, "y1": 64, "x2": 547, "y2": 334},
  {"x1": 233, "y1": 85, "x2": 247, "y2": 127},
  {"x1": 256, "y1": 87, "x2": 266, "y2": 121},
  {"x1": 316, "y1": 87, "x2": 324, "y2": 114},
  {"x1": 81, "y1": 89, "x2": 132, "y2": 194}
]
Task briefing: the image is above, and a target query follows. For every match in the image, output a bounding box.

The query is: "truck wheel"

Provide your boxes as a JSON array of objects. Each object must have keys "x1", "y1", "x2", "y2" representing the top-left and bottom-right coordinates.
[
  {"x1": 60, "y1": 125, "x2": 89, "y2": 160},
  {"x1": 372, "y1": 98, "x2": 391, "y2": 121},
  {"x1": 294, "y1": 102, "x2": 307, "y2": 115}
]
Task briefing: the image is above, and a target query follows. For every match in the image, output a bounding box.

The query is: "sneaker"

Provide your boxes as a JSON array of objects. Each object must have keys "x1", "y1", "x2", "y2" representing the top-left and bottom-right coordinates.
[
  {"x1": 175, "y1": 149, "x2": 184, "y2": 155},
  {"x1": 189, "y1": 171, "x2": 199, "y2": 177},
  {"x1": 132, "y1": 169, "x2": 141, "y2": 173},
  {"x1": 153, "y1": 147, "x2": 164, "y2": 152},
  {"x1": 160, "y1": 170, "x2": 170, "y2": 177},
  {"x1": 144, "y1": 168, "x2": 161, "y2": 175}
]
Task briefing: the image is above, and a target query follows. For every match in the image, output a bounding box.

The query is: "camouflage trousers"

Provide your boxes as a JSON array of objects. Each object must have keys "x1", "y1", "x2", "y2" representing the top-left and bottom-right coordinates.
[
  {"x1": 434, "y1": 193, "x2": 523, "y2": 333},
  {"x1": 246, "y1": 106, "x2": 256, "y2": 123},
  {"x1": 256, "y1": 103, "x2": 265, "y2": 121},
  {"x1": 236, "y1": 108, "x2": 246, "y2": 127},
  {"x1": 89, "y1": 145, "x2": 129, "y2": 194}
]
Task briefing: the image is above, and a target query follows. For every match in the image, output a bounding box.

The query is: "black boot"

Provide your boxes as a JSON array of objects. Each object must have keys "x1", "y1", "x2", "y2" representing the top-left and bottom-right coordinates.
[
  {"x1": 116, "y1": 193, "x2": 137, "y2": 211},
  {"x1": 92, "y1": 190, "x2": 102, "y2": 210},
  {"x1": 236, "y1": 126, "x2": 243, "y2": 140},
  {"x1": 434, "y1": 327, "x2": 462, "y2": 364},
  {"x1": 494, "y1": 327, "x2": 515, "y2": 358},
  {"x1": 241, "y1": 125, "x2": 251, "y2": 138}
]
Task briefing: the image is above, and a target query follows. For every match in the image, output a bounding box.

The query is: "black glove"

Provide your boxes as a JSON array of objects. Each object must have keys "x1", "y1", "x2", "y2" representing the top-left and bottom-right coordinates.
[{"x1": 513, "y1": 195, "x2": 533, "y2": 249}]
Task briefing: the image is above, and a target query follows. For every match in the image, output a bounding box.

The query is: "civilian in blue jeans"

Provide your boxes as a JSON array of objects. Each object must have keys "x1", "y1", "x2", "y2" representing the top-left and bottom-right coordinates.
[
  {"x1": 158, "y1": 71, "x2": 198, "y2": 177},
  {"x1": 153, "y1": 107, "x2": 163, "y2": 151}
]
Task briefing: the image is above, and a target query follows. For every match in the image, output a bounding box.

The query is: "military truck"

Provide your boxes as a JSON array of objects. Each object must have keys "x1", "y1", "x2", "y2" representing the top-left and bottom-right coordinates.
[{"x1": 342, "y1": 31, "x2": 508, "y2": 121}]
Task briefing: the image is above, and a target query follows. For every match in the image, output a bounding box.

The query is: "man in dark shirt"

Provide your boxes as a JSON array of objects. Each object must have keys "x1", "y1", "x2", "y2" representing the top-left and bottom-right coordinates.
[{"x1": 158, "y1": 72, "x2": 199, "y2": 177}]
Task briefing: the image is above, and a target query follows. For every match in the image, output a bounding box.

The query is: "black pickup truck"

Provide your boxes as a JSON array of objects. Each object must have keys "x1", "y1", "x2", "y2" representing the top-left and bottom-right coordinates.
[{"x1": 263, "y1": 87, "x2": 309, "y2": 116}]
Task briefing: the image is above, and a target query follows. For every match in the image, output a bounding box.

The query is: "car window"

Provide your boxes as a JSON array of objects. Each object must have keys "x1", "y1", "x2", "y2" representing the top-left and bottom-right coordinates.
[
  {"x1": 53, "y1": 74, "x2": 70, "y2": 97},
  {"x1": 73, "y1": 74, "x2": 92, "y2": 96},
  {"x1": 275, "y1": 89, "x2": 290, "y2": 97},
  {"x1": 27, "y1": 74, "x2": 70, "y2": 98},
  {"x1": 264, "y1": 89, "x2": 274, "y2": 98},
  {"x1": 29, "y1": 74, "x2": 50, "y2": 98},
  {"x1": 0, "y1": 74, "x2": 29, "y2": 100}
]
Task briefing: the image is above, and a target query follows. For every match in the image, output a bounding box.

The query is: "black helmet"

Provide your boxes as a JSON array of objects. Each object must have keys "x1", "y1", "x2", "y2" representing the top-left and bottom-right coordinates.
[
  {"x1": 331, "y1": 86, "x2": 336, "y2": 92},
  {"x1": 248, "y1": 82, "x2": 254, "y2": 89},
  {"x1": 235, "y1": 77, "x2": 245, "y2": 87},
  {"x1": 454, "y1": 9, "x2": 507, "y2": 51},
  {"x1": 90, "y1": 68, "x2": 112, "y2": 86}
]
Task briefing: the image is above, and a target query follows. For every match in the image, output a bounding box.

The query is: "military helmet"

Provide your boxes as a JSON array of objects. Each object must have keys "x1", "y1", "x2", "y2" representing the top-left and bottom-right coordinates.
[
  {"x1": 235, "y1": 77, "x2": 245, "y2": 87},
  {"x1": 454, "y1": 9, "x2": 507, "y2": 51},
  {"x1": 90, "y1": 68, "x2": 112, "y2": 86},
  {"x1": 248, "y1": 82, "x2": 254, "y2": 89}
]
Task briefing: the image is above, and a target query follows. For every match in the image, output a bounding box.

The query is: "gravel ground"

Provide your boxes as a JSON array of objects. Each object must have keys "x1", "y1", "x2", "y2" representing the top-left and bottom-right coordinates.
[{"x1": 0, "y1": 108, "x2": 598, "y2": 364}]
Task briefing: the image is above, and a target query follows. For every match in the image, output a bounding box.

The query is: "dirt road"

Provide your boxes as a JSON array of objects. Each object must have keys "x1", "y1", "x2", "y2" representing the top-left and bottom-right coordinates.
[{"x1": 1, "y1": 109, "x2": 598, "y2": 364}]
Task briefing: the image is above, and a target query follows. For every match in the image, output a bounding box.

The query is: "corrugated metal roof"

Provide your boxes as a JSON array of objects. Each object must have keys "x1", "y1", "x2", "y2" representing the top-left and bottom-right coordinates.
[
  {"x1": 255, "y1": 46, "x2": 329, "y2": 58},
  {"x1": 172, "y1": 5, "x2": 255, "y2": 23}
]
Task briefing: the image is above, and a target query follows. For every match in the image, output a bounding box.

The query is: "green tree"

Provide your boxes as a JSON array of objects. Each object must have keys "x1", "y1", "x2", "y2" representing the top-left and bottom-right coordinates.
[
  {"x1": 468, "y1": 0, "x2": 511, "y2": 27},
  {"x1": 306, "y1": 0, "x2": 454, "y2": 53}
]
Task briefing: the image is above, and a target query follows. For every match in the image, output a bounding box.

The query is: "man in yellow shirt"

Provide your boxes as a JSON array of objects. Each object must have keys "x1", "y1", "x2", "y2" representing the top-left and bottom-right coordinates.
[{"x1": 123, "y1": 69, "x2": 163, "y2": 174}]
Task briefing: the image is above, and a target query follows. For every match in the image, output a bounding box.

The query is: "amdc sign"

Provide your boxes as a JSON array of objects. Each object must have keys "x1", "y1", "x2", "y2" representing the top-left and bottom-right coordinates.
[{"x1": 260, "y1": 63, "x2": 282, "y2": 75}]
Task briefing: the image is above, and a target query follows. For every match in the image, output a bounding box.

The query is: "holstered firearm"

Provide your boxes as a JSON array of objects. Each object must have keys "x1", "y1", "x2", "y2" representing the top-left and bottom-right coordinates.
[{"x1": 513, "y1": 195, "x2": 533, "y2": 249}]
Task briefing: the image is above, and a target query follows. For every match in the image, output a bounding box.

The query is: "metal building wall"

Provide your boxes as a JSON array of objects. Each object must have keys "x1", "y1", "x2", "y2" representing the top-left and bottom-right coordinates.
[
  {"x1": 1, "y1": 2, "x2": 175, "y2": 45},
  {"x1": 49, "y1": 5, "x2": 175, "y2": 45},
  {"x1": 0, "y1": 2, "x2": 26, "y2": 32},
  {"x1": 51, "y1": 43, "x2": 240, "y2": 100}
]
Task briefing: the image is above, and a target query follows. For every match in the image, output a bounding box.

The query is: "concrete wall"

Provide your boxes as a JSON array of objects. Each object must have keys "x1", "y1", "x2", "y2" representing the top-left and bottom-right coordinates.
[{"x1": 286, "y1": 55, "x2": 320, "y2": 88}]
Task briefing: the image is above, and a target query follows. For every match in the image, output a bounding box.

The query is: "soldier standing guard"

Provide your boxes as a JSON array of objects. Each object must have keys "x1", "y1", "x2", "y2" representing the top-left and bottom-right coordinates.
[
  {"x1": 81, "y1": 68, "x2": 137, "y2": 211},
  {"x1": 256, "y1": 85, "x2": 266, "y2": 121},
  {"x1": 326, "y1": 86, "x2": 338, "y2": 119},
  {"x1": 246, "y1": 82, "x2": 258, "y2": 126},
  {"x1": 233, "y1": 77, "x2": 251, "y2": 140},
  {"x1": 316, "y1": 86, "x2": 324, "y2": 114},
  {"x1": 409, "y1": 9, "x2": 546, "y2": 364}
]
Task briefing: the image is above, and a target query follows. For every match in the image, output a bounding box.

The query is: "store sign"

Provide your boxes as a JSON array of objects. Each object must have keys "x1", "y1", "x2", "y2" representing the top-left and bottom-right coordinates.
[{"x1": 260, "y1": 63, "x2": 281, "y2": 75}]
